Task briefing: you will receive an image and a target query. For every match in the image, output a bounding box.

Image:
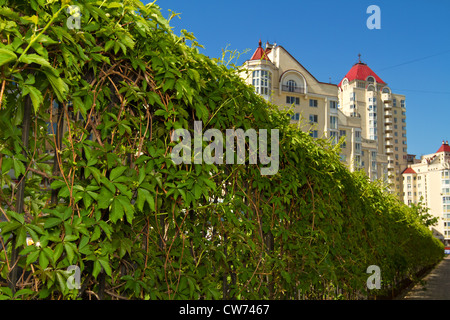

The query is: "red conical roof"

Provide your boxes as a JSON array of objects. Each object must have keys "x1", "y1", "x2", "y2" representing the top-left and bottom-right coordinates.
[
  {"x1": 250, "y1": 40, "x2": 271, "y2": 61},
  {"x1": 402, "y1": 167, "x2": 416, "y2": 174},
  {"x1": 437, "y1": 140, "x2": 450, "y2": 153},
  {"x1": 338, "y1": 62, "x2": 385, "y2": 87}
]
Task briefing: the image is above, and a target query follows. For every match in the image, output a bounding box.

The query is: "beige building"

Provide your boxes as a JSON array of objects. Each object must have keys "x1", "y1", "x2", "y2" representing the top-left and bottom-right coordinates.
[
  {"x1": 241, "y1": 41, "x2": 407, "y2": 195},
  {"x1": 402, "y1": 141, "x2": 450, "y2": 245}
]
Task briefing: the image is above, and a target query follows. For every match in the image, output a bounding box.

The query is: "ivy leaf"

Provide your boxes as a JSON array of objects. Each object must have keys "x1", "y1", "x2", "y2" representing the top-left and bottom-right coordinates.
[
  {"x1": 23, "y1": 85, "x2": 43, "y2": 113},
  {"x1": 110, "y1": 197, "x2": 124, "y2": 223},
  {"x1": 0, "y1": 48, "x2": 17, "y2": 67},
  {"x1": 98, "y1": 187, "x2": 114, "y2": 209},
  {"x1": 26, "y1": 250, "x2": 40, "y2": 265},
  {"x1": 44, "y1": 217, "x2": 62, "y2": 229},
  {"x1": 117, "y1": 196, "x2": 134, "y2": 224},
  {"x1": 19, "y1": 53, "x2": 51, "y2": 68},
  {"x1": 110, "y1": 166, "x2": 128, "y2": 181},
  {"x1": 98, "y1": 256, "x2": 112, "y2": 277},
  {"x1": 64, "y1": 243, "x2": 75, "y2": 264},
  {"x1": 93, "y1": 260, "x2": 101, "y2": 279},
  {"x1": 137, "y1": 188, "x2": 155, "y2": 212},
  {"x1": 39, "y1": 250, "x2": 49, "y2": 269},
  {"x1": 41, "y1": 69, "x2": 68, "y2": 102}
]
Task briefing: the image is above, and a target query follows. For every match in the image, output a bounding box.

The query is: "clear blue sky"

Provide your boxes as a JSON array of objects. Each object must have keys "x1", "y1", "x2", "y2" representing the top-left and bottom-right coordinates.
[{"x1": 148, "y1": 0, "x2": 450, "y2": 157}]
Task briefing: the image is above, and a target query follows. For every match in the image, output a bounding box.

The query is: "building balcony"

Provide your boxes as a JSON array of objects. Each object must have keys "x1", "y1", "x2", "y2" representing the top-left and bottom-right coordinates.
[
  {"x1": 281, "y1": 85, "x2": 305, "y2": 94},
  {"x1": 386, "y1": 140, "x2": 393, "y2": 147},
  {"x1": 384, "y1": 110, "x2": 393, "y2": 117},
  {"x1": 382, "y1": 93, "x2": 392, "y2": 102},
  {"x1": 388, "y1": 163, "x2": 395, "y2": 170},
  {"x1": 384, "y1": 103, "x2": 392, "y2": 110},
  {"x1": 385, "y1": 133, "x2": 393, "y2": 139},
  {"x1": 386, "y1": 147, "x2": 394, "y2": 155},
  {"x1": 385, "y1": 118, "x2": 393, "y2": 125},
  {"x1": 385, "y1": 125, "x2": 393, "y2": 132}
]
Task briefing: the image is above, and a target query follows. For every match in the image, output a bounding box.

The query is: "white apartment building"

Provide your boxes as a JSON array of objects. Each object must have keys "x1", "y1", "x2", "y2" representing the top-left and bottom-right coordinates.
[{"x1": 402, "y1": 141, "x2": 450, "y2": 245}]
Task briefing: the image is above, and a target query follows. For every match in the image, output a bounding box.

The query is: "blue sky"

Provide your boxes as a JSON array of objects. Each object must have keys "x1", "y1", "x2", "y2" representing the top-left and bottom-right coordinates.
[{"x1": 150, "y1": 0, "x2": 450, "y2": 157}]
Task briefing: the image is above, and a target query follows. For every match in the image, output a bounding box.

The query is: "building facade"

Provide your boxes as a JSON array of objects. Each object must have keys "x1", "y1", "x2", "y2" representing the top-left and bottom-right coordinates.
[
  {"x1": 402, "y1": 141, "x2": 450, "y2": 245},
  {"x1": 241, "y1": 41, "x2": 407, "y2": 196}
]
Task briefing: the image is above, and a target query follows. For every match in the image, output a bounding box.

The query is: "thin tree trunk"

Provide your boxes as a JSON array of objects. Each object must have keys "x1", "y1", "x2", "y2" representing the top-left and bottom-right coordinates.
[{"x1": 8, "y1": 95, "x2": 32, "y2": 293}]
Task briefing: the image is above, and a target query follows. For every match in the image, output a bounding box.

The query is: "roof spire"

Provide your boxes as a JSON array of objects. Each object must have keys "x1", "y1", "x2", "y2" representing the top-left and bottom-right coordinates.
[
  {"x1": 258, "y1": 39, "x2": 262, "y2": 48},
  {"x1": 358, "y1": 53, "x2": 361, "y2": 63}
]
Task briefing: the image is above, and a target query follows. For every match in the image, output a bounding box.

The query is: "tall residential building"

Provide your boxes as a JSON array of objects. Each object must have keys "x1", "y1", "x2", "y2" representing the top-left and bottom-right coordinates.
[
  {"x1": 338, "y1": 57, "x2": 407, "y2": 196},
  {"x1": 402, "y1": 141, "x2": 450, "y2": 245},
  {"x1": 241, "y1": 41, "x2": 407, "y2": 196}
]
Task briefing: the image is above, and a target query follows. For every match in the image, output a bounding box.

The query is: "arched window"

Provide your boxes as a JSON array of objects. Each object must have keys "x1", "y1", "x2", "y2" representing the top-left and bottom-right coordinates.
[
  {"x1": 367, "y1": 84, "x2": 376, "y2": 92},
  {"x1": 287, "y1": 80, "x2": 297, "y2": 93},
  {"x1": 382, "y1": 87, "x2": 390, "y2": 94},
  {"x1": 367, "y1": 76, "x2": 375, "y2": 83}
]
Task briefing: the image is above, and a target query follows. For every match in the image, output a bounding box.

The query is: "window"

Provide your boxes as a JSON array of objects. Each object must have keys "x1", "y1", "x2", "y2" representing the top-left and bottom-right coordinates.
[
  {"x1": 355, "y1": 131, "x2": 361, "y2": 140},
  {"x1": 340, "y1": 130, "x2": 346, "y2": 148},
  {"x1": 349, "y1": 92, "x2": 355, "y2": 101},
  {"x1": 329, "y1": 101, "x2": 338, "y2": 110},
  {"x1": 355, "y1": 155, "x2": 361, "y2": 167},
  {"x1": 393, "y1": 99, "x2": 397, "y2": 107},
  {"x1": 355, "y1": 143, "x2": 361, "y2": 151},
  {"x1": 309, "y1": 114, "x2": 318, "y2": 123},
  {"x1": 252, "y1": 70, "x2": 272, "y2": 96},
  {"x1": 330, "y1": 116, "x2": 338, "y2": 129},
  {"x1": 309, "y1": 99, "x2": 318, "y2": 107},
  {"x1": 401, "y1": 100, "x2": 405, "y2": 108},
  {"x1": 309, "y1": 130, "x2": 318, "y2": 138},
  {"x1": 286, "y1": 96, "x2": 300, "y2": 105},
  {"x1": 330, "y1": 131, "x2": 338, "y2": 144},
  {"x1": 286, "y1": 80, "x2": 297, "y2": 93},
  {"x1": 367, "y1": 76, "x2": 375, "y2": 83},
  {"x1": 290, "y1": 113, "x2": 300, "y2": 121}
]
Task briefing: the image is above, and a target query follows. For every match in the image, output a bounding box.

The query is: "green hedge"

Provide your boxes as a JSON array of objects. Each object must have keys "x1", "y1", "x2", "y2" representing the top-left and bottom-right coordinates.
[{"x1": 0, "y1": 0, "x2": 443, "y2": 300}]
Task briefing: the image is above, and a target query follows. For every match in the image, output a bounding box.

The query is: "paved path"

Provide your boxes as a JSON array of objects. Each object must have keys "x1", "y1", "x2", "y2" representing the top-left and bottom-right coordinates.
[{"x1": 401, "y1": 255, "x2": 450, "y2": 300}]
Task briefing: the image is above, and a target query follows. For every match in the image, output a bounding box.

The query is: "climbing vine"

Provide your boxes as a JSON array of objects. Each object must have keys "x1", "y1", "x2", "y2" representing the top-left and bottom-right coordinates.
[{"x1": 0, "y1": 0, "x2": 444, "y2": 300}]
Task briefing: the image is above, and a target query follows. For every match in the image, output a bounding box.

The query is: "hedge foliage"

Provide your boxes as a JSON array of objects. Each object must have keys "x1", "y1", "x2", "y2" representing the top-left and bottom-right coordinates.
[{"x1": 0, "y1": 0, "x2": 444, "y2": 300}]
